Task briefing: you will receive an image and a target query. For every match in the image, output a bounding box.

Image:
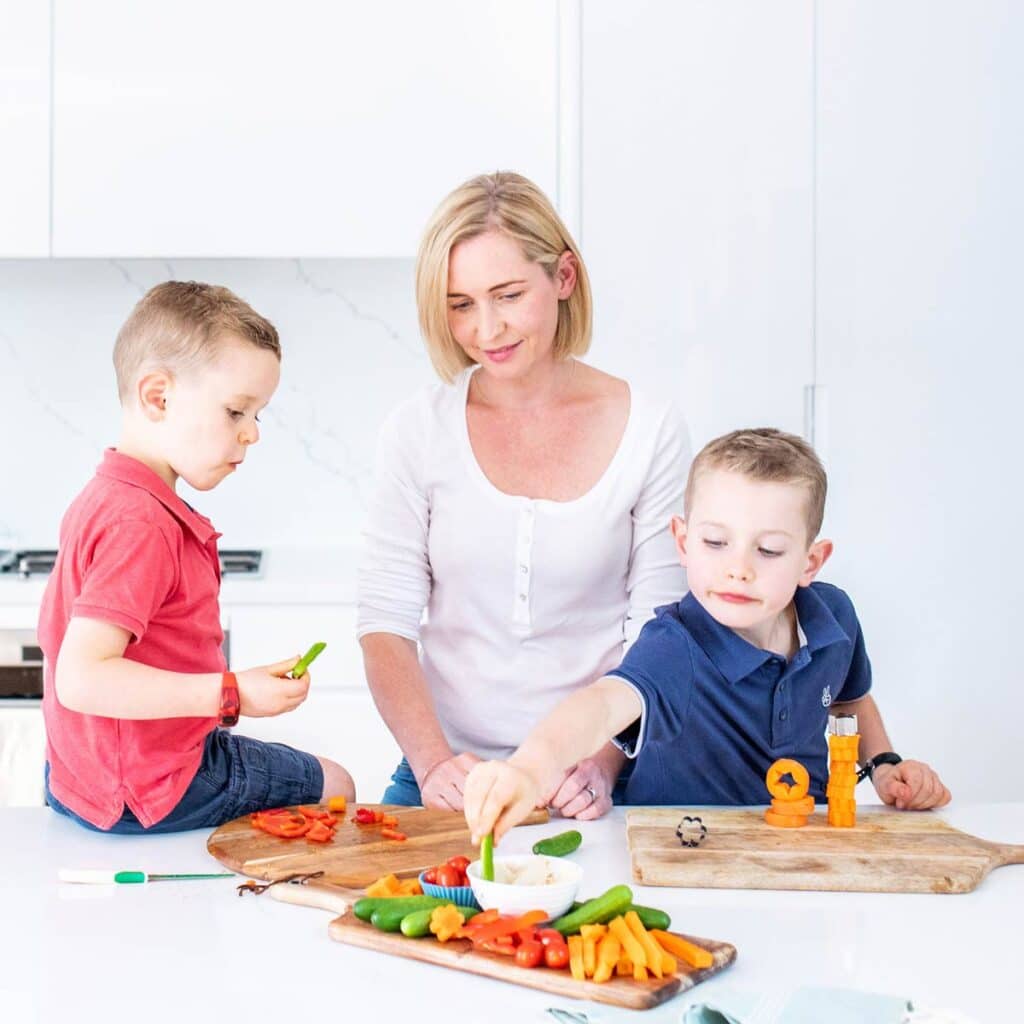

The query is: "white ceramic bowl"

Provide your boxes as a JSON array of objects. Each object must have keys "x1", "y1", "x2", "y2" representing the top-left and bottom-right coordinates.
[{"x1": 466, "y1": 854, "x2": 583, "y2": 919}]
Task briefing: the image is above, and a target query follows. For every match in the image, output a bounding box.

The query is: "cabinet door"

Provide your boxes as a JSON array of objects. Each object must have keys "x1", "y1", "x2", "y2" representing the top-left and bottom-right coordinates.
[
  {"x1": 0, "y1": 1, "x2": 50, "y2": 256},
  {"x1": 581, "y1": 0, "x2": 815, "y2": 444},
  {"x1": 816, "y1": 2, "x2": 1023, "y2": 799},
  {"x1": 52, "y1": 0, "x2": 557, "y2": 257}
]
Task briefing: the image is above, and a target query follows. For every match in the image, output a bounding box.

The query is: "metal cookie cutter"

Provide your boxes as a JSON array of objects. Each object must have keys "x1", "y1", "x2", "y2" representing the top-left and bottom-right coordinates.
[
  {"x1": 236, "y1": 869, "x2": 325, "y2": 896},
  {"x1": 676, "y1": 815, "x2": 708, "y2": 848}
]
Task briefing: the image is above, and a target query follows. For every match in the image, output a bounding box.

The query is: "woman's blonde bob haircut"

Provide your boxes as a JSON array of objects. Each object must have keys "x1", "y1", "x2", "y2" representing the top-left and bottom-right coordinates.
[{"x1": 415, "y1": 171, "x2": 593, "y2": 382}]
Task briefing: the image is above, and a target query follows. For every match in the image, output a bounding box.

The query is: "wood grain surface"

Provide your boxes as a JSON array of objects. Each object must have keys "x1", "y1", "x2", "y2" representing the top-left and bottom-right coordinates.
[
  {"x1": 207, "y1": 804, "x2": 549, "y2": 887},
  {"x1": 627, "y1": 807, "x2": 1024, "y2": 893}
]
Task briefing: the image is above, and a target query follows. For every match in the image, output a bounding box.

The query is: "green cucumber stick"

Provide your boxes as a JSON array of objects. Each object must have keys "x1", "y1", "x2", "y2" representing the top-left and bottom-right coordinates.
[
  {"x1": 290, "y1": 642, "x2": 326, "y2": 679},
  {"x1": 481, "y1": 832, "x2": 495, "y2": 882}
]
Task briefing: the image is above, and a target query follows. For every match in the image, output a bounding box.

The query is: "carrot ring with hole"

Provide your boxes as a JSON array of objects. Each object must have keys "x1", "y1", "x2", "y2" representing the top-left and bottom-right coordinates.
[
  {"x1": 770, "y1": 795, "x2": 815, "y2": 815},
  {"x1": 764, "y1": 809, "x2": 809, "y2": 828},
  {"x1": 765, "y1": 758, "x2": 810, "y2": 801}
]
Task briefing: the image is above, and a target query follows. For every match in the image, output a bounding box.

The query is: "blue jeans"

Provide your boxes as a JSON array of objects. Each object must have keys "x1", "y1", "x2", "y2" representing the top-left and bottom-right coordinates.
[
  {"x1": 45, "y1": 728, "x2": 324, "y2": 834},
  {"x1": 380, "y1": 756, "x2": 634, "y2": 806}
]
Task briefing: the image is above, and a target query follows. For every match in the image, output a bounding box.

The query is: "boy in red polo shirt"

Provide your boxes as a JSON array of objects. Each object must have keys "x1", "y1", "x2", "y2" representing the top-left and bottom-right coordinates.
[{"x1": 39, "y1": 282, "x2": 354, "y2": 832}]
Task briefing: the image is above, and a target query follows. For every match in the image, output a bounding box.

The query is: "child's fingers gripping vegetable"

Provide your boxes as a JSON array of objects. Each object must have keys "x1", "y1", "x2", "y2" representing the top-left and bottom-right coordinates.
[
  {"x1": 236, "y1": 658, "x2": 312, "y2": 717},
  {"x1": 464, "y1": 760, "x2": 543, "y2": 845}
]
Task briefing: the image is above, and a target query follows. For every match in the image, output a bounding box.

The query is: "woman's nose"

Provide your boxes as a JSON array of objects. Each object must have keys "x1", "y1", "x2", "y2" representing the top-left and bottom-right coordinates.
[{"x1": 476, "y1": 304, "x2": 504, "y2": 344}]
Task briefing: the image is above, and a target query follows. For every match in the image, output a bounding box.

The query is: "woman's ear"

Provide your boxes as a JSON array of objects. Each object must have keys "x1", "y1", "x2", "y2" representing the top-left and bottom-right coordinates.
[
  {"x1": 137, "y1": 370, "x2": 171, "y2": 423},
  {"x1": 555, "y1": 250, "x2": 578, "y2": 300},
  {"x1": 799, "y1": 538, "x2": 834, "y2": 587},
  {"x1": 670, "y1": 515, "x2": 689, "y2": 567}
]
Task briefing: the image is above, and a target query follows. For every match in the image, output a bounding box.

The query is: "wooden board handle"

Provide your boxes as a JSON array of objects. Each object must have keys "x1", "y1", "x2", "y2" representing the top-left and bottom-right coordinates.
[
  {"x1": 270, "y1": 881, "x2": 357, "y2": 915},
  {"x1": 996, "y1": 842, "x2": 1024, "y2": 867}
]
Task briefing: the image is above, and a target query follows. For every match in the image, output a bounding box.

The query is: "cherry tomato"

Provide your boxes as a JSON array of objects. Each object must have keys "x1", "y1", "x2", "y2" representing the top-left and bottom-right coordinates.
[
  {"x1": 423, "y1": 868, "x2": 438, "y2": 884},
  {"x1": 544, "y1": 942, "x2": 570, "y2": 969},
  {"x1": 435, "y1": 865, "x2": 464, "y2": 888},
  {"x1": 515, "y1": 939, "x2": 544, "y2": 969},
  {"x1": 446, "y1": 855, "x2": 471, "y2": 873},
  {"x1": 536, "y1": 928, "x2": 565, "y2": 947}
]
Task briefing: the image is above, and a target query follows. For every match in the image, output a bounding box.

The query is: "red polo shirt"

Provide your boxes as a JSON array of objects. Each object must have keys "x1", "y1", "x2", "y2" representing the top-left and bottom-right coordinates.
[{"x1": 39, "y1": 449, "x2": 225, "y2": 829}]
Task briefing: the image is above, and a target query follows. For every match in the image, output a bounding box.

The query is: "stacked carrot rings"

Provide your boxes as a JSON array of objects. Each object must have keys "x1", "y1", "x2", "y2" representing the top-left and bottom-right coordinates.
[{"x1": 764, "y1": 758, "x2": 814, "y2": 828}]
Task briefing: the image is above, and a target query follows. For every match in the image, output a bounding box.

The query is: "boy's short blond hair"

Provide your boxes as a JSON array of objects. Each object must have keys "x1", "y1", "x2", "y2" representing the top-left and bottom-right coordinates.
[
  {"x1": 415, "y1": 171, "x2": 593, "y2": 383},
  {"x1": 113, "y1": 281, "x2": 280, "y2": 403},
  {"x1": 685, "y1": 428, "x2": 828, "y2": 540}
]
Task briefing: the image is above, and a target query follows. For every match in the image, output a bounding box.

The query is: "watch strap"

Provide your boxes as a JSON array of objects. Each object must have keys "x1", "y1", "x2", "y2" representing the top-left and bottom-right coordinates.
[
  {"x1": 857, "y1": 751, "x2": 902, "y2": 782},
  {"x1": 218, "y1": 671, "x2": 240, "y2": 728}
]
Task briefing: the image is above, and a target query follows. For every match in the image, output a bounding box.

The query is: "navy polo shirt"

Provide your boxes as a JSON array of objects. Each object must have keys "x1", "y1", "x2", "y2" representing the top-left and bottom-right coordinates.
[{"x1": 610, "y1": 581, "x2": 871, "y2": 805}]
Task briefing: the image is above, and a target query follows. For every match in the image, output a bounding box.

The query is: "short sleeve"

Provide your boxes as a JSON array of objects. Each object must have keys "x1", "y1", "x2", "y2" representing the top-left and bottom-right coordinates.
[
  {"x1": 72, "y1": 521, "x2": 178, "y2": 641},
  {"x1": 608, "y1": 612, "x2": 695, "y2": 756},
  {"x1": 624, "y1": 402, "x2": 691, "y2": 647},
  {"x1": 356, "y1": 400, "x2": 433, "y2": 642}
]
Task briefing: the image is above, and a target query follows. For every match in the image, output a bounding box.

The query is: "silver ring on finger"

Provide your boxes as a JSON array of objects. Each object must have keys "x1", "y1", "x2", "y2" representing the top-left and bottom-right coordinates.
[{"x1": 585, "y1": 785, "x2": 598, "y2": 803}]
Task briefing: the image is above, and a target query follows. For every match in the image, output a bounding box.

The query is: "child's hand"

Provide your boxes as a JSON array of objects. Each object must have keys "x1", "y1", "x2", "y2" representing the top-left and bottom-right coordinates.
[
  {"x1": 464, "y1": 760, "x2": 544, "y2": 846},
  {"x1": 236, "y1": 657, "x2": 311, "y2": 718},
  {"x1": 873, "y1": 759, "x2": 951, "y2": 810}
]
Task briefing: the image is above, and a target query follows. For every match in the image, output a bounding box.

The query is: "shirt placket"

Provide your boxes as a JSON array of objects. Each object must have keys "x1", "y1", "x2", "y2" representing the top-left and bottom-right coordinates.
[{"x1": 512, "y1": 500, "x2": 535, "y2": 629}]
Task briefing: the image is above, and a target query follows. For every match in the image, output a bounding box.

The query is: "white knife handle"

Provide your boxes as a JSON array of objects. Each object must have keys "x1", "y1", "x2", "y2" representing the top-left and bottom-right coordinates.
[
  {"x1": 59, "y1": 869, "x2": 121, "y2": 884},
  {"x1": 269, "y1": 880, "x2": 354, "y2": 914}
]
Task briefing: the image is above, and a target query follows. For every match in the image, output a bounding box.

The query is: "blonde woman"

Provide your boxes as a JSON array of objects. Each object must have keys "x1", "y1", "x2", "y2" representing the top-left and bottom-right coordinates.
[{"x1": 357, "y1": 172, "x2": 691, "y2": 817}]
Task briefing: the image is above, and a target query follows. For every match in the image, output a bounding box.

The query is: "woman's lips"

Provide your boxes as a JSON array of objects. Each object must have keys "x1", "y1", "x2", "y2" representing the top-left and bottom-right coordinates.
[{"x1": 482, "y1": 340, "x2": 522, "y2": 363}]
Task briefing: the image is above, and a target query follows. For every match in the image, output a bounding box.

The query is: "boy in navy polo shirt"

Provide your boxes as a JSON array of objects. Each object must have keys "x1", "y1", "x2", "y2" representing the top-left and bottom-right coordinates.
[
  {"x1": 464, "y1": 428, "x2": 950, "y2": 842},
  {"x1": 40, "y1": 282, "x2": 354, "y2": 833}
]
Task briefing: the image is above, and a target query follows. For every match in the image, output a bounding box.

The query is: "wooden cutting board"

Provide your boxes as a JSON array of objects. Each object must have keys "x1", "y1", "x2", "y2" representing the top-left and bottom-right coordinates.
[
  {"x1": 269, "y1": 879, "x2": 737, "y2": 1011},
  {"x1": 627, "y1": 807, "x2": 1024, "y2": 894},
  {"x1": 207, "y1": 803, "x2": 549, "y2": 887}
]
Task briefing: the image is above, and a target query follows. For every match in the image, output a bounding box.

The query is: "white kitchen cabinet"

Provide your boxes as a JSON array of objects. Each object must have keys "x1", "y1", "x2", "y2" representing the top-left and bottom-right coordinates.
[
  {"x1": 0, "y1": 1, "x2": 50, "y2": 256},
  {"x1": 51, "y1": 0, "x2": 558, "y2": 257},
  {"x1": 235, "y1": 690, "x2": 402, "y2": 803},
  {"x1": 815, "y1": 1, "x2": 1023, "y2": 800},
  {"x1": 580, "y1": 0, "x2": 815, "y2": 445}
]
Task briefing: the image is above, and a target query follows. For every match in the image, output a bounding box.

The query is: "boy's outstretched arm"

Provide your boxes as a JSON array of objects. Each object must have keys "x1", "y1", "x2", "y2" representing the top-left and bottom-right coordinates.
[
  {"x1": 831, "y1": 693, "x2": 951, "y2": 810},
  {"x1": 56, "y1": 617, "x2": 311, "y2": 720},
  {"x1": 464, "y1": 676, "x2": 642, "y2": 845}
]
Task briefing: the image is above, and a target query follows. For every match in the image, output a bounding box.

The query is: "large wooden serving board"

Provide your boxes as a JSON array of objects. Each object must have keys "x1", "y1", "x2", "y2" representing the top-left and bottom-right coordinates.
[
  {"x1": 207, "y1": 804, "x2": 549, "y2": 887},
  {"x1": 627, "y1": 807, "x2": 1024, "y2": 894},
  {"x1": 270, "y1": 879, "x2": 736, "y2": 1011}
]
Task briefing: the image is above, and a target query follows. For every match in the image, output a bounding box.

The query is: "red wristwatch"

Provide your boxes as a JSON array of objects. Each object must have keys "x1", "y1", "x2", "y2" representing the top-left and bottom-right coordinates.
[{"x1": 218, "y1": 672, "x2": 240, "y2": 727}]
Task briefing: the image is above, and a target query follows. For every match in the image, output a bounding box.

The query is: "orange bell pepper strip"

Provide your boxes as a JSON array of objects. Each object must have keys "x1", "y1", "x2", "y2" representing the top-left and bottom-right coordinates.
[
  {"x1": 305, "y1": 820, "x2": 335, "y2": 843},
  {"x1": 463, "y1": 909, "x2": 501, "y2": 929},
  {"x1": 468, "y1": 910, "x2": 547, "y2": 945},
  {"x1": 380, "y1": 827, "x2": 408, "y2": 841},
  {"x1": 651, "y1": 930, "x2": 714, "y2": 970}
]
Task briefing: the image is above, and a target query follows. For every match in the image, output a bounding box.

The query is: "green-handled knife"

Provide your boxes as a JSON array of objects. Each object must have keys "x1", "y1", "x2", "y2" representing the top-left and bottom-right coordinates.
[{"x1": 59, "y1": 869, "x2": 234, "y2": 884}]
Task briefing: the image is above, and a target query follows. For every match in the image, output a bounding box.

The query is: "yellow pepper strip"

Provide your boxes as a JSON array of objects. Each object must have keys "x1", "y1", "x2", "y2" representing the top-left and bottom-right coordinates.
[
  {"x1": 624, "y1": 911, "x2": 663, "y2": 979},
  {"x1": 608, "y1": 915, "x2": 647, "y2": 969},
  {"x1": 579, "y1": 925, "x2": 605, "y2": 978},
  {"x1": 615, "y1": 955, "x2": 632, "y2": 977},
  {"x1": 633, "y1": 963, "x2": 648, "y2": 982},
  {"x1": 429, "y1": 904, "x2": 467, "y2": 943},
  {"x1": 658, "y1": 948, "x2": 678, "y2": 976},
  {"x1": 396, "y1": 878, "x2": 423, "y2": 896},
  {"x1": 568, "y1": 935, "x2": 586, "y2": 982},
  {"x1": 651, "y1": 929, "x2": 714, "y2": 970},
  {"x1": 592, "y1": 932, "x2": 621, "y2": 984}
]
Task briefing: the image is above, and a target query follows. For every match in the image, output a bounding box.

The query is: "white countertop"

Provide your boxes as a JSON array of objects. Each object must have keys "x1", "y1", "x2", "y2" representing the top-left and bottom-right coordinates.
[{"x1": 2, "y1": 803, "x2": 1020, "y2": 1023}]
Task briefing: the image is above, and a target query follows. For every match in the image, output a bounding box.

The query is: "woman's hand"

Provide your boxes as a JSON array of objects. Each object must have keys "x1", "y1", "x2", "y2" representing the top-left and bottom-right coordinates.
[
  {"x1": 419, "y1": 752, "x2": 482, "y2": 811},
  {"x1": 541, "y1": 756, "x2": 615, "y2": 821},
  {"x1": 873, "y1": 759, "x2": 951, "y2": 810}
]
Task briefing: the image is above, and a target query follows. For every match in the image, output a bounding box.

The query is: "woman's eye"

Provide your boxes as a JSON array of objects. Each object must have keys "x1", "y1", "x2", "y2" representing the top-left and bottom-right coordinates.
[
  {"x1": 450, "y1": 301, "x2": 471, "y2": 313},
  {"x1": 702, "y1": 539, "x2": 725, "y2": 549},
  {"x1": 758, "y1": 547, "x2": 783, "y2": 558},
  {"x1": 500, "y1": 291, "x2": 523, "y2": 302}
]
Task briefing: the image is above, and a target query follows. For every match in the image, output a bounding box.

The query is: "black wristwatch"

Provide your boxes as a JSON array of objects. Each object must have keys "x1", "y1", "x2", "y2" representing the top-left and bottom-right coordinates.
[{"x1": 857, "y1": 751, "x2": 902, "y2": 783}]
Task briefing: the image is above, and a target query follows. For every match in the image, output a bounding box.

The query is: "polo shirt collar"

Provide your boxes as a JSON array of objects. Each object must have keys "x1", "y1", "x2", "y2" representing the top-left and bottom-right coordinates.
[
  {"x1": 97, "y1": 448, "x2": 218, "y2": 545},
  {"x1": 676, "y1": 585, "x2": 850, "y2": 685}
]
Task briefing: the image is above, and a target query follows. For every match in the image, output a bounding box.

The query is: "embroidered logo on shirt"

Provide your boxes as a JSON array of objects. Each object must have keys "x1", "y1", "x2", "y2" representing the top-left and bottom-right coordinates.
[{"x1": 821, "y1": 685, "x2": 832, "y2": 708}]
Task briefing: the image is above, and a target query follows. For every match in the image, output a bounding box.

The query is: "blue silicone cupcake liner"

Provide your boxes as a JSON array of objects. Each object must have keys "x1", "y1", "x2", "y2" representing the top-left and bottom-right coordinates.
[{"x1": 418, "y1": 872, "x2": 481, "y2": 909}]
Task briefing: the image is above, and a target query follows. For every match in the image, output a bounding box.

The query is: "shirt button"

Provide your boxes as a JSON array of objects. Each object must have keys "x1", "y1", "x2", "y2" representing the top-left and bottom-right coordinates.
[
  {"x1": 779, "y1": 711, "x2": 788, "y2": 721},
  {"x1": 519, "y1": 594, "x2": 527, "y2": 602},
  {"x1": 520, "y1": 565, "x2": 528, "y2": 573},
  {"x1": 779, "y1": 683, "x2": 786, "y2": 692}
]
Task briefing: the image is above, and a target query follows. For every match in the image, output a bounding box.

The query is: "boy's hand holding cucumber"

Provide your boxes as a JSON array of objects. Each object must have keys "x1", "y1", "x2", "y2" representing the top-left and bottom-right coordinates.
[{"x1": 235, "y1": 643, "x2": 326, "y2": 719}]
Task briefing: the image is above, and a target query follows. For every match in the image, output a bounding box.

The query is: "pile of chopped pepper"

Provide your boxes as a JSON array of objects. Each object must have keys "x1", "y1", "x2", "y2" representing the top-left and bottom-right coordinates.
[
  {"x1": 249, "y1": 800, "x2": 346, "y2": 843},
  {"x1": 457, "y1": 909, "x2": 571, "y2": 968},
  {"x1": 351, "y1": 806, "x2": 407, "y2": 841}
]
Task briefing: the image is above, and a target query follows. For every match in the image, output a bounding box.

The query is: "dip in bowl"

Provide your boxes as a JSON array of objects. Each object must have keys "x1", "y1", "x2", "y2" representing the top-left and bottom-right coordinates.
[{"x1": 466, "y1": 854, "x2": 582, "y2": 919}]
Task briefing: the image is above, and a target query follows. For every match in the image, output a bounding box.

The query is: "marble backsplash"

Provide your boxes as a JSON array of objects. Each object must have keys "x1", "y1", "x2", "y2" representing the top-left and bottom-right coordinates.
[{"x1": 0, "y1": 259, "x2": 431, "y2": 550}]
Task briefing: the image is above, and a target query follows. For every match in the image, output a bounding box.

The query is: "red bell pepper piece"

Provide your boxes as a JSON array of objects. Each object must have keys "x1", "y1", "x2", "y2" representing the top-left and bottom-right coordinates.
[
  {"x1": 305, "y1": 820, "x2": 335, "y2": 843},
  {"x1": 467, "y1": 910, "x2": 547, "y2": 945}
]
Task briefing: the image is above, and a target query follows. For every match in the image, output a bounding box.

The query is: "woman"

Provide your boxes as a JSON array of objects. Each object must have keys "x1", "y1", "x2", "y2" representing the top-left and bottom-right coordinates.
[{"x1": 358, "y1": 172, "x2": 690, "y2": 818}]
